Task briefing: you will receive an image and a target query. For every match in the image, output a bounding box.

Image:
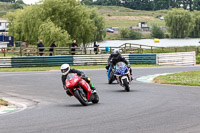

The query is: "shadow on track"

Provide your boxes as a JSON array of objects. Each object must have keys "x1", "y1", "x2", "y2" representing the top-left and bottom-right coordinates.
[{"x1": 110, "y1": 89, "x2": 139, "y2": 93}]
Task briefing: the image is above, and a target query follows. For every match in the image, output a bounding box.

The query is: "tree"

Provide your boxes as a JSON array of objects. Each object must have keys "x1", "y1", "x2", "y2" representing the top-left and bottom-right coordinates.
[
  {"x1": 129, "y1": 30, "x2": 142, "y2": 39},
  {"x1": 39, "y1": 19, "x2": 71, "y2": 46},
  {"x1": 90, "y1": 8, "x2": 106, "y2": 41},
  {"x1": 120, "y1": 28, "x2": 129, "y2": 38},
  {"x1": 16, "y1": 0, "x2": 24, "y2": 4},
  {"x1": 6, "y1": 0, "x2": 105, "y2": 46},
  {"x1": 165, "y1": 8, "x2": 194, "y2": 38},
  {"x1": 193, "y1": 0, "x2": 200, "y2": 10},
  {"x1": 190, "y1": 10, "x2": 200, "y2": 37},
  {"x1": 0, "y1": 0, "x2": 15, "y2": 2},
  {"x1": 151, "y1": 24, "x2": 164, "y2": 38}
]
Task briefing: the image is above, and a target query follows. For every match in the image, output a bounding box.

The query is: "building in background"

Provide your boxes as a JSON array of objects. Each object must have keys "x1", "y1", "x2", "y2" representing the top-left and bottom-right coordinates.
[{"x1": 0, "y1": 19, "x2": 9, "y2": 32}]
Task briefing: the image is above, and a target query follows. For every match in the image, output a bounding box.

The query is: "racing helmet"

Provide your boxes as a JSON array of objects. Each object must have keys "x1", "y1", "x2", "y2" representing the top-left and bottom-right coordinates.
[
  {"x1": 112, "y1": 49, "x2": 120, "y2": 59},
  {"x1": 61, "y1": 64, "x2": 70, "y2": 75}
]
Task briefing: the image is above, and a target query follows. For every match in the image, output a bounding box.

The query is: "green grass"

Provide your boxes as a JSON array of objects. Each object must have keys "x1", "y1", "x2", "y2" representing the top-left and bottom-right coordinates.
[
  {"x1": 94, "y1": 5, "x2": 167, "y2": 28},
  {"x1": 154, "y1": 71, "x2": 200, "y2": 86},
  {"x1": 0, "y1": 99, "x2": 8, "y2": 106},
  {"x1": 0, "y1": 2, "x2": 16, "y2": 17},
  {"x1": 0, "y1": 64, "x2": 161, "y2": 72}
]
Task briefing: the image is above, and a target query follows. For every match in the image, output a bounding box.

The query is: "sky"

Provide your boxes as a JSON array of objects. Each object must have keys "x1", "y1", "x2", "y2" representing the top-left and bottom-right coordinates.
[{"x1": 23, "y1": 0, "x2": 40, "y2": 4}]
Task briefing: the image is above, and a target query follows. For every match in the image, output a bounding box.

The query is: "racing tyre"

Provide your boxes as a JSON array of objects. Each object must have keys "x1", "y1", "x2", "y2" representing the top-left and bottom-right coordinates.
[
  {"x1": 74, "y1": 89, "x2": 88, "y2": 106},
  {"x1": 108, "y1": 71, "x2": 114, "y2": 84},
  {"x1": 123, "y1": 79, "x2": 130, "y2": 92},
  {"x1": 92, "y1": 93, "x2": 99, "y2": 104}
]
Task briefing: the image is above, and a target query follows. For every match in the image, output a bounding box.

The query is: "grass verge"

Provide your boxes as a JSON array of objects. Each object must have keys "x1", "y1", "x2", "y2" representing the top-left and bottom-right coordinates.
[
  {"x1": 0, "y1": 64, "x2": 161, "y2": 72},
  {"x1": 0, "y1": 99, "x2": 8, "y2": 106},
  {"x1": 154, "y1": 71, "x2": 200, "y2": 86}
]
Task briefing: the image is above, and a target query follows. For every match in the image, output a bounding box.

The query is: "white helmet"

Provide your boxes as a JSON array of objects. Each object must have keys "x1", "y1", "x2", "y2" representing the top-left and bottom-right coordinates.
[
  {"x1": 61, "y1": 64, "x2": 70, "y2": 75},
  {"x1": 113, "y1": 49, "x2": 120, "y2": 54}
]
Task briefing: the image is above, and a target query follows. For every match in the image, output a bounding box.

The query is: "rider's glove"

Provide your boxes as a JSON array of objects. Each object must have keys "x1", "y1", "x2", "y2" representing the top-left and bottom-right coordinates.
[{"x1": 81, "y1": 74, "x2": 85, "y2": 78}]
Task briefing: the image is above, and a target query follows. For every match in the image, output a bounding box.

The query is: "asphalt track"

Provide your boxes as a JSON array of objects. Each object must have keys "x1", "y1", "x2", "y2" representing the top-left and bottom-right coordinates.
[{"x1": 1, "y1": 66, "x2": 200, "y2": 133}]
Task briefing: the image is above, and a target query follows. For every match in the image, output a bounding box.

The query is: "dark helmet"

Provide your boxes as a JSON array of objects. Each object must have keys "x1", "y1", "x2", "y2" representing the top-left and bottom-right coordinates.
[{"x1": 112, "y1": 49, "x2": 120, "y2": 59}]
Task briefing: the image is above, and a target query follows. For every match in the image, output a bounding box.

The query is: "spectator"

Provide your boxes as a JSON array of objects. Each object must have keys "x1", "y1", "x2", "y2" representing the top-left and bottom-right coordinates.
[
  {"x1": 37, "y1": 40, "x2": 44, "y2": 56},
  {"x1": 93, "y1": 41, "x2": 99, "y2": 54},
  {"x1": 71, "y1": 40, "x2": 78, "y2": 55},
  {"x1": 49, "y1": 41, "x2": 57, "y2": 56}
]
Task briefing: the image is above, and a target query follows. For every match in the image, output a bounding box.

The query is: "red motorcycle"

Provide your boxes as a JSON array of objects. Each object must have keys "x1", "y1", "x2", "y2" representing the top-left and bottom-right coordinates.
[{"x1": 65, "y1": 73, "x2": 99, "y2": 106}]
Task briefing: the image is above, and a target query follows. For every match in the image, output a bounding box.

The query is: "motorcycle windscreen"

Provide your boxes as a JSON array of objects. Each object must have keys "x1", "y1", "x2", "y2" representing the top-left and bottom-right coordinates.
[
  {"x1": 67, "y1": 73, "x2": 75, "y2": 80},
  {"x1": 115, "y1": 62, "x2": 128, "y2": 75},
  {"x1": 65, "y1": 73, "x2": 81, "y2": 88}
]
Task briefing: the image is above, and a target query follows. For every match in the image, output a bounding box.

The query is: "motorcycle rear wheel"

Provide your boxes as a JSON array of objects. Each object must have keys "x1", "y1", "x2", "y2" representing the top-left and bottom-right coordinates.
[{"x1": 74, "y1": 89, "x2": 88, "y2": 106}]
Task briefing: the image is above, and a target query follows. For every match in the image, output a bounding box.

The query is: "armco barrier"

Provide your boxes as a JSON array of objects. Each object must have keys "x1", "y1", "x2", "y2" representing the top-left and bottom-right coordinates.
[
  {"x1": 0, "y1": 52, "x2": 196, "y2": 67},
  {"x1": 11, "y1": 56, "x2": 73, "y2": 67},
  {"x1": 0, "y1": 57, "x2": 12, "y2": 67},
  {"x1": 73, "y1": 54, "x2": 129, "y2": 65},
  {"x1": 129, "y1": 54, "x2": 156, "y2": 64},
  {"x1": 157, "y1": 51, "x2": 196, "y2": 66}
]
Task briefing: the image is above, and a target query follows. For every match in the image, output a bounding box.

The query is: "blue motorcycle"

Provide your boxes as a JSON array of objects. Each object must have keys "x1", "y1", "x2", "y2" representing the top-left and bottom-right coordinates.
[{"x1": 114, "y1": 62, "x2": 132, "y2": 91}]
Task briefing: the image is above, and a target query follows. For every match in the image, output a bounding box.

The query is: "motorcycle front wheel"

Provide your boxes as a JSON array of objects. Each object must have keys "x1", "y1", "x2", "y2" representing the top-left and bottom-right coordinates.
[
  {"x1": 123, "y1": 79, "x2": 130, "y2": 92},
  {"x1": 92, "y1": 93, "x2": 99, "y2": 104},
  {"x1": 108, "y1": 71, "x2": 114, "y2": 84},
  {"x1": 74, "y1": 89, "x2": 88, "y2": 106}
]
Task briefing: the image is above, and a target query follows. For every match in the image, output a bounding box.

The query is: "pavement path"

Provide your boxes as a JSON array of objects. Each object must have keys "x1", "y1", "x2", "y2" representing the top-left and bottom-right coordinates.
[{"x1": 0, "y1": 66, "x2": 200, "y2": 133}]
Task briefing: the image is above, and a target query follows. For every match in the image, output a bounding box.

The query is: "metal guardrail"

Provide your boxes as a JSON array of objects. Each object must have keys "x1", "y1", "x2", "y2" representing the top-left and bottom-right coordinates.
[
  {"x1": 11, "y1": 56, "x2": 73, "y2": 67},
  {"x1": 157, "y1": 51, "x2": 196, "y2": 66},
  {"x1": 0, "y1": 52, "x2": 196, "y2": 67}
]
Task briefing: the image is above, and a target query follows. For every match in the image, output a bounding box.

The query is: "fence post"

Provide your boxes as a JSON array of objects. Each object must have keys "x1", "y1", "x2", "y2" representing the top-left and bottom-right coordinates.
[
  {"x1": 3, "y1": 48, "x2": 6, "y2": 57},
  {"x1": 20, "y1": 46, "x2": 22, "y2": 56},
  {"x1": 175, "y1": 48, "x2": 177, "y2": 52},
  {"x1": 162, "y1": 47, "x2": 164, "y2": 53},
  {"x1": 196, "y1": 47, "x2": 199, "y2": 56},
  {"x1": 37, "y1": 47, "x2": 39, "y2": 56},
  {"x1": 53, "y1": 47, "x2": 55, "y2": 56},
  {"x1": 151, "y1": 46, "x2": 153, "y2": 53},
  {"x1": 84, "y1": 47, "x2": 87, "y2": 55}
]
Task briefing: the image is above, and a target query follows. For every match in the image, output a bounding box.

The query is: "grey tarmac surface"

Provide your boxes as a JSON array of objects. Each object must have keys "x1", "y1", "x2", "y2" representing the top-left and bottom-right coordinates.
[{"x1": 0, "y1": 66, "x2": 200, "y2": 133}]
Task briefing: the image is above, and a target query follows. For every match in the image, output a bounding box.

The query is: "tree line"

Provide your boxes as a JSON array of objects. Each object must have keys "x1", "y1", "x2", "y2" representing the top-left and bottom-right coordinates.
[
  {"x1": 82, "y1": 0, "x2": 200, "y2": 11},
  {"x1": 6, "y1": 0, "x2": 105, "y2": 47}
]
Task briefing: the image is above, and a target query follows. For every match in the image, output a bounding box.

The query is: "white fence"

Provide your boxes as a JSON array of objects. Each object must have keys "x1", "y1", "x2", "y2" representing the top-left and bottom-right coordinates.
[
  {"x1": 157, "y1": 51, "x2": 196, "y2": 66},
  {"x1": 73, "y1": 54, "x2": 129, "y2": 65}
]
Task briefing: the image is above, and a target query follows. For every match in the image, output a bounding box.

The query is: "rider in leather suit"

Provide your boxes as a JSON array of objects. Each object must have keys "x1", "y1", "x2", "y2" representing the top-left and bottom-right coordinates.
[{"x1": 61, "y1": 64, "x2": 96, "y2": 96}]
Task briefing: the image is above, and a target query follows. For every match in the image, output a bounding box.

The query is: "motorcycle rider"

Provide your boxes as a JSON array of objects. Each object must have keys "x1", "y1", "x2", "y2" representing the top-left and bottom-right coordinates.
[
  {"x1": 107, "y1": 49, "x2": 133, "y2": 78},
  {"x1": 61, "y1": 64, "x2": 96, "y2": 96}
]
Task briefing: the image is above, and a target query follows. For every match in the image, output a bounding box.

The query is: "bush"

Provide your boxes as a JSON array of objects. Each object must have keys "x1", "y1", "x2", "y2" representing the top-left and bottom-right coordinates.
[
  {"x1": 151, "y1": 24, "x2": 164, "y2": 38},
  {"x1": 129, "y1": 30, "x2": 142, "y2": 39},
  {"x1": 120, "y1": 28, "x2": 130, "y2": 38}
]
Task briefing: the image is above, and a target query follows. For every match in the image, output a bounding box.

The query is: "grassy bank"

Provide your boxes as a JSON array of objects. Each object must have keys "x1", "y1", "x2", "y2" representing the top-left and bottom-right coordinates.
[
  {"x1": 0, "y1": 64, "x2": 161, "y2": 72},
  {"x1": 94, "y1": 5, "x2": 167, "y2": 28},
  {"x1": 0, "y1": 2, "x2": 16, "y2": 17},
  {"x1": 154, "y1": 71, "x2": 200, "y2": 86},
  {"x1": 0, "y1": 99, "x2": 8, "y2": 106}
]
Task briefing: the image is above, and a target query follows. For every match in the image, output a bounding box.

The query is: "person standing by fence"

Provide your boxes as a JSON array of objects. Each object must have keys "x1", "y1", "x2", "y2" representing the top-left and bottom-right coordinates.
[
  {"x1": 37, "y1": 40, "x2": 44, "y2": 56},
  {"x1": 71, "y1": 40, "x2": 78, "y2": 55},
  {"x1": 94, "y1": 41, "x2": 99, "y2": 54},
  {"x1": 49, "y1": 41, "x2": 56, "y2": 56}
]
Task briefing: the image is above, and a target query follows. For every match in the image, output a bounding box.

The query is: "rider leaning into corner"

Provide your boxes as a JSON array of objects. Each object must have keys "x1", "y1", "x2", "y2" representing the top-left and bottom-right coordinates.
[
  {"x1": 105, "y1": 49, "x2": 133, "y2": 79},
  {"x1": 61, "y1": 64, "x2": 97, "y2": 96}
]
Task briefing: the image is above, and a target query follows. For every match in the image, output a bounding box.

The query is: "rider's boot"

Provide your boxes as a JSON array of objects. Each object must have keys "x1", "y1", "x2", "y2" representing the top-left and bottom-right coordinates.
[{"x1": 89, "y1": 83, "x2": 97, "y2": 94}]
